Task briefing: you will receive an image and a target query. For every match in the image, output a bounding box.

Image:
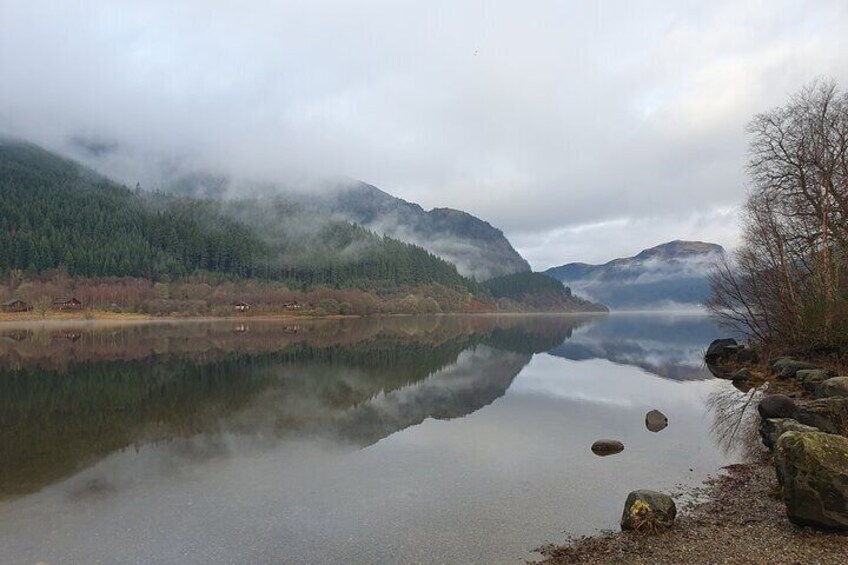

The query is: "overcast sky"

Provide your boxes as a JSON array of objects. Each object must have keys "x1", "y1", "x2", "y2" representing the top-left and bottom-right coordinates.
[{"x1": 2, "y1": 0, "x2": 848, "y2": 267}]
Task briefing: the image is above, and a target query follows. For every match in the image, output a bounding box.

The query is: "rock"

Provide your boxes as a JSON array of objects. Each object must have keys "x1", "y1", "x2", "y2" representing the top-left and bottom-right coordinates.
[
  {"x1": 795, "y1": 397, "x2": 848, "y2": 434},
  {"x1": 796, "y1": 369, "x2": 831, "y2": 393},
  {"x1": 735, "y1": 348, "x2": 760, "y2": 364},
  {"x1": 759, "y1": 418, "x2": 818, "y2": 450},
  {"x1": 776, "y1": 359, "x2": 819, "y2": 380},
  {"x1": 774, "y1": 431, "x2": 848, "y2": 530},
  {"x1": 815, "y1": 377, "x2": 848, "y2": 399},
  {"x1": 771, "y1": 356, "x2": 795, "y2": 372},
  {"x1": 704, "y1": 338, "x2": 738, "y2": 363},
  {"x1": 732, "y1": 379, "x2": 754, "y2": 393},
  {"x1": 706, "y1": 362, "x2": 732, "y2": 379},
  {"x1": 591, "y1": 439, "x2": 624, "y2": 456},
  {"x1": 620, "y1": 490, "x2": 677, "y2": 531},
  {"x1": 730, "y1": 368, "x2": 752, "y2": 382},
  {"x1": 757, "y1": 394, "x2": 797, "y2": 420},
  {"x1": 645, "y1": 410, "x2": 668, "y2": 432}
]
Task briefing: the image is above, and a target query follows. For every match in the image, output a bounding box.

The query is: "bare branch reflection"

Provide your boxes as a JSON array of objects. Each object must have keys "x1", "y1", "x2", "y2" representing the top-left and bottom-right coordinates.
[{"x1": 706, "y1": 384, "x2": 766, "y2": 460}]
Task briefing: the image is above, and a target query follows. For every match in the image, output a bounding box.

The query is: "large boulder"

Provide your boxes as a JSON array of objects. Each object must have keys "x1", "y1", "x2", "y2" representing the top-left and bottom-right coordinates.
[
  {"x1": 758, "y1": 394, "x2": 797, "y2": 420},
  {"x1": 816, "y1": 377, "x2": 848, "y2": 399},
  {"x1": 704, "y1": 339, "x2": 758, "y2": 373},
  {"x1": 794, "y1": 397, "x2": 848, "y2": 435},
  {"x1": 620, "y1": 490, "x2": 677, "y2": 531},
  {"x1": 591, "y1": 439, "x2": 624, "y2": 456},
  {"x1": 774, "y1": 431, "x2": 848, "y2": 530},
  {"x1": 776, "y1": 359, "x2": 820, "y2": 380},
  {"x1": 759, "y1": 418, "x2": 819, "y2": 450},
  {"x1": 704, "y1": 338, "x2": 738, "y2": 363},
  {"x1": 796, "y1": 369, "x2": 831, "y2": 393}
]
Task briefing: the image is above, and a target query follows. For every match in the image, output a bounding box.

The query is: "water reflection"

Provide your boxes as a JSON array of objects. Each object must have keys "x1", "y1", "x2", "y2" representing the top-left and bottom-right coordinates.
[
  {"x1": 0, "y1": 316, "x2": 590, "y2": 497},
  {"x1": 705, "y1": 385, "x2": 765, "y2": 460},
  {"x1": 0, "y1": 314, "x2": 755, "y2": 565},
  {"x1": 548, "y1": 313, "x2": 718, "y2": 380}
]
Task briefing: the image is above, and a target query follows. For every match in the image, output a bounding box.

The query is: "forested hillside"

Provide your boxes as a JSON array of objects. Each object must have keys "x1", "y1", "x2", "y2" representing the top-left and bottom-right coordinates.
[
  {"x1": 0, "y1": 140, "x2": 470, "y2": 291},
  {"x1": 483, "y1": 272, "x2": 606, "y2": 312}
]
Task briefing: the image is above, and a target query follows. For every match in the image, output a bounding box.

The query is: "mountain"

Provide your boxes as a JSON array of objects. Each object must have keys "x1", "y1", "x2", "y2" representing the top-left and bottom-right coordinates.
[
  {"x1": 310, "y1": 182, "x2": 531, "y2": 280},
  {"x1": 0, "y1": 139, "x2": 470, "y2": 290},
  {"x1": 483, "y1": 271, "x2": 607, "y2": 312},
  {"x1": 543, "y1": 240, "x2": 725, "y2": 310},
  {"x1": 165, "y1": 174, "x2": 531, "y2": 281}
]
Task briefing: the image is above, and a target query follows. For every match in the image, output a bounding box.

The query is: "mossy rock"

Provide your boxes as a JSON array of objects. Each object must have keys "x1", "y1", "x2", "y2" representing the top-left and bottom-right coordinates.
[
  {"x1": 620, "y1": 490, "x2": 676, "y2": 531},
  {"x1": 794, "y1": 398, "x2": 848, "y2": 435},
  {"x1": 774, "y1": 431, "x2": 848, "y2": 530},
  {"x1": 816, "y1": 377, "x2": 848, "y2": 399},
  {"x1": 796, "y1": 369, "x2": 831, "y2": 393},
  {"x1": 759, "y1": 418, "x2": 819, "y2": 450}
]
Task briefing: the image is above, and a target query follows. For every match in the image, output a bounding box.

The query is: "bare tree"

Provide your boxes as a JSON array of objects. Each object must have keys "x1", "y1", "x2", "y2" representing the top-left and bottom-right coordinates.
[{"x1": 709, "y1": 80, "x2": 848, "y2": 352}]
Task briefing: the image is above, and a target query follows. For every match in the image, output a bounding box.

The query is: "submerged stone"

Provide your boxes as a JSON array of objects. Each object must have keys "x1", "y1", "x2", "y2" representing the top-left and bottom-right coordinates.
[
  {"x1": 645, "y1": 409, "x2": 668, "y2": 432},
  {"x1": 591, "y1": 439, "x2": 624, "y2": 456}
]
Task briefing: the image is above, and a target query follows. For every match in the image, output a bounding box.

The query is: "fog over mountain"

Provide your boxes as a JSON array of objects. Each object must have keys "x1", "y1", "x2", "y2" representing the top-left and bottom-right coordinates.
[
  {"x1": 153, "y1": 164, "x2": 530, "y2": 280},
  {"x1": 544, "y1": 241, "x2": 725, "y2": 310},
  {"x1": 4, "y1": 2, "x2": 848, "y2": 266}
]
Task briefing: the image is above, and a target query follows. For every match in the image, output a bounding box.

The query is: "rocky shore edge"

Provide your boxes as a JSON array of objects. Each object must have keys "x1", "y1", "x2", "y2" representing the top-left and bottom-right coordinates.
[{"x1": 535, "y1": 339, "x2": 848, "y2": 564}]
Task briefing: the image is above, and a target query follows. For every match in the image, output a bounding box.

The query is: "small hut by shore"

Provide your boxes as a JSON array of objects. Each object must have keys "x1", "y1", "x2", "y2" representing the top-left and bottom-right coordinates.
[
  {"x1": 53, "y1": 297, "x2": 82, "y2": 311},
  {"x1": 2, "y1": 298, "x2": 32, "y2": 313}
]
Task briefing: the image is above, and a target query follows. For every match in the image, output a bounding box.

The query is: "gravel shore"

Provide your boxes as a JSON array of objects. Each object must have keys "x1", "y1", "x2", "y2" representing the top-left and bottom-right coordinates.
[{"x1": 536, "y1": 458, "x2": 848, "y2": 564}]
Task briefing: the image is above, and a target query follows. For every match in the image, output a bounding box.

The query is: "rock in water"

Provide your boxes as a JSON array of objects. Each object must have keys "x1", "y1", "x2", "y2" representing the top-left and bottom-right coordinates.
[
  {"x1": 645, "y1": 410, "x2": 668, "y2": 432},
  {"x1": 620, "y1": 490, "x2": 676, "y2": 531},
  {"x1": 591, "y1": 439, "x2": 624, "y2": 456},
  {"x1": 774, "y1": 431, "x2": 848, "y2": 530},
  {"x1": 815, "y1": 377, "x2": 848, "y2": 399},
  {"x1": 794, "y1": 397, "x2": 848, "y2": 435},
  {"x1": 757, "y1": 395, "x2": 797, "y2": 420},
  {"x1": 759, "y1": 418, "x2": 818, "y2": 450},
  {"x1": 704, "y1": 338, "x2": 738, "y2": 363}
]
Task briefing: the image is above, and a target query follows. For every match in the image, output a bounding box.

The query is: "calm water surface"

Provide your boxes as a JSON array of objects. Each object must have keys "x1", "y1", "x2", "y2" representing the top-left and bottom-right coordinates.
[{"x1": 0, "y1": 314, "x2": 748, "y2": 564}]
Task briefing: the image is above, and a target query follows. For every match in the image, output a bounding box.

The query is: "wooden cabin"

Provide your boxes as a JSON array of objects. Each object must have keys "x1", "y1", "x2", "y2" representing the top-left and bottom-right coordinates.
[
  {"x1": 234, "y1": 301, "x2": 251, "y2": 313},
  {"x1": 52, "y1": 297, "x2": 82, "y2": 311},
  {"x1": 2, "y1": 298, "x2": 32, "y2": 313},
  {"x1": 283, "y1": 300, "x2": 302, "y2": 311}
]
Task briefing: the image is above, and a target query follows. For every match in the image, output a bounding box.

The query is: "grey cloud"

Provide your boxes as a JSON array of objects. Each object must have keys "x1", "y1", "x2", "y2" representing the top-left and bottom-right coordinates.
[{"x1": 2, "y1": 0, "x2": 848, "y2": 268}]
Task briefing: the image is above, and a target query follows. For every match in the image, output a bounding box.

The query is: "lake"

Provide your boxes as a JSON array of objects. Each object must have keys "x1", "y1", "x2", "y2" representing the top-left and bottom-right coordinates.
[{"x1": 0, "y1": 314, "x2": 750, "y2": 564}]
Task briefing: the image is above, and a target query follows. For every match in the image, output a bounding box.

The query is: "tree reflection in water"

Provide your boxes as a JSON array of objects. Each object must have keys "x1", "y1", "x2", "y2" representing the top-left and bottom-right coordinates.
[{"x1": 705, "y1": 384, "x2": 766, "y2": 461}]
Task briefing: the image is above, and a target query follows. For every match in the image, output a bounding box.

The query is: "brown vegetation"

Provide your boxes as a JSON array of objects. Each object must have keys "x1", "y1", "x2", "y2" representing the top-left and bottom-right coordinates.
[
  {"x1": 0, "y1": 270, "x2": 489, "y2": 318},
  {"x1": 708, "y1": 80, "x2": 848, "y2": 360}
]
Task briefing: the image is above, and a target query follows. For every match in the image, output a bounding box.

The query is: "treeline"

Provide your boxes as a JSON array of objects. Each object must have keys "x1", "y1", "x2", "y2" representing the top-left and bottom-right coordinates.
[
  {"x1": 484, "y1": 271, "x2": 605, "y2": 312},
  {"x1": 0, "y1": 140, "x2": 471, "y2": 292},
  {"x1": 709, "y1": 80, "x2": 848, "y2": 356}
]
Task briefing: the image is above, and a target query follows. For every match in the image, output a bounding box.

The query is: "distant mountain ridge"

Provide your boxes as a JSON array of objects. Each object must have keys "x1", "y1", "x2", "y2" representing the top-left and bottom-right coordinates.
[
  {"x1": 312, "y1": 182, "x2": 531, "y2": 280},
  {"x1": 544, "y1": 240, "x2": 724, "y2": 310},
  {"x1": 159, "y1": 173, "x2": 530, "y2": 281}
]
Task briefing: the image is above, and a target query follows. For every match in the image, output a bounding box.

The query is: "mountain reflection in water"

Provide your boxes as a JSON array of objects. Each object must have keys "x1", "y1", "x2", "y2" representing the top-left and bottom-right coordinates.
[
  {"x1": 0, "y1": 314, "x2": 743, "y2": 565},
  {"x1": 0, "y1": 316, "x2": 588, "y2": 497}
]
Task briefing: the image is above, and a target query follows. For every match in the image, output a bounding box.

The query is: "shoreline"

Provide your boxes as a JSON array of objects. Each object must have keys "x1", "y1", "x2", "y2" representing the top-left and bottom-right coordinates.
[
  {"x1": 536, "y1": 457, "x2": 848, "y2": 564},
  {"x1": 0, "y1": 310, "x2": 611, "y2": 327},
  {"x1": 537, "y1": 343, "x2": 848, "y2": 564}
]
